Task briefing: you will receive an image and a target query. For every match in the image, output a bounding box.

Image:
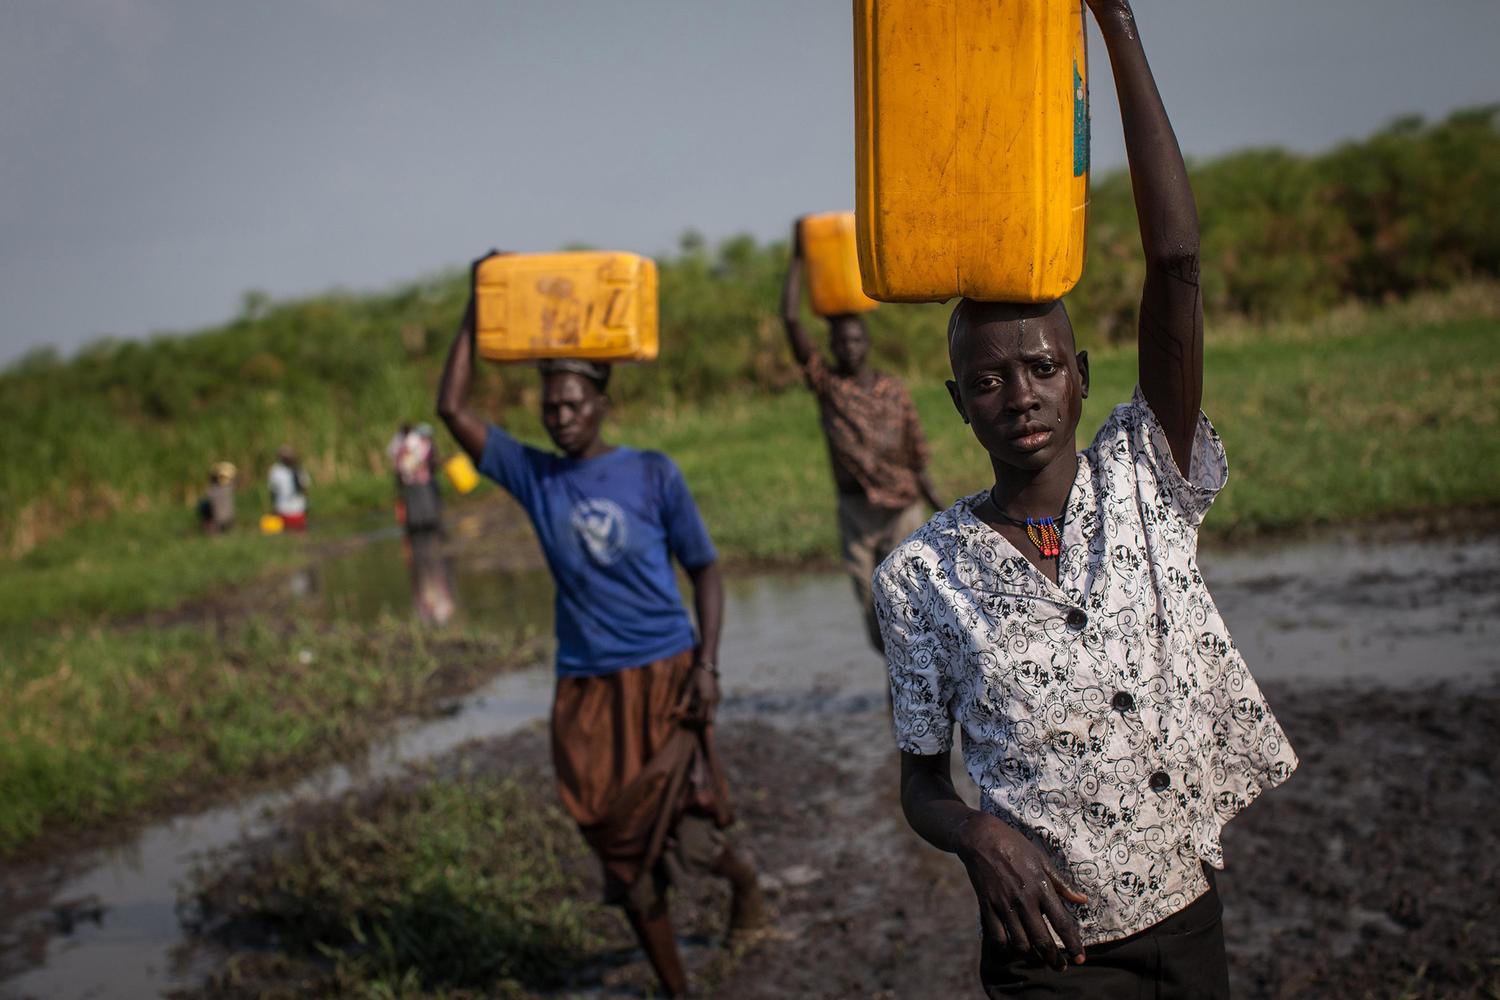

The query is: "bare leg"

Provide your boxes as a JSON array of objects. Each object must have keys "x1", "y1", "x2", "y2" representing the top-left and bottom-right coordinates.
[
  {"x1": 713, "y1": 843, "x2": 767, "y2": 936},
  {"x1": 624, "y1": 903, "x2": 689, "y2": 998}
]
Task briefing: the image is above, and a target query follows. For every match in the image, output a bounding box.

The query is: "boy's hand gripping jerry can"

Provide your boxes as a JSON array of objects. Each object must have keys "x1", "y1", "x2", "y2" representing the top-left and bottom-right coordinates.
[
  {"x1": 854, "y1": 0, "x2": 1090, "y2": 303},
  {"x1": 799, "y1": 212, "x2": 880, "y2": 317},
  {"x1": 473, "y1": 251, "x2": 659, "y2": 363}
]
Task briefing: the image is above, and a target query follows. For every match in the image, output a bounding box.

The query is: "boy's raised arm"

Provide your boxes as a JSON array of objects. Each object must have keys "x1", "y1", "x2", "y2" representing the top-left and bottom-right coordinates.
[
  {"x1": 1090, "y1": 0, "x2": 1203, "y2": 473},
  {"x1": 780, "y1": 220, "x2": 818, "y2": 367}
]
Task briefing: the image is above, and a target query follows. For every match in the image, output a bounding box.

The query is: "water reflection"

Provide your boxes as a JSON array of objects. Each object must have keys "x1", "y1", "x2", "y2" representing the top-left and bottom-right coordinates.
[
  {"x1": 4, "y1": 528, "x2": 1497, "y2": 998},
  {"x1": 312, "y1": 532, "x2": 553, "y2": 630},
  {"x1": 406, "y1": 532, "x2": 455, "y2": 626}
]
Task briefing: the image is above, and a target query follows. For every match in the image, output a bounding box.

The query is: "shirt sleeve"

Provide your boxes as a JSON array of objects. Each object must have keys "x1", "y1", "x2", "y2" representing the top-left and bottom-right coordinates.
[
  {"x1": 874, "y1": 543, "x2": 954, "y2": 755},
  {"x1": 659, "y1": 457, "x2": 718, "y2": 570},
  {"x1": 800, "y1": 350, "x2": 830, "y2": 396},
  {"x1": 476, "y1": 425, "x2": 542, "y2": 511},
  {"x1": 1126, "y1": 385, "x2": 1229, "y2": 526}
]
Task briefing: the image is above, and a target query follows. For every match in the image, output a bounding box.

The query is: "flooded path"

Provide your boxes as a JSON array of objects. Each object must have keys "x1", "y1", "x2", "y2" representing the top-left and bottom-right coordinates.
[{"x1": 2, "y1": 527, "x2": 1496, "y2": 999}]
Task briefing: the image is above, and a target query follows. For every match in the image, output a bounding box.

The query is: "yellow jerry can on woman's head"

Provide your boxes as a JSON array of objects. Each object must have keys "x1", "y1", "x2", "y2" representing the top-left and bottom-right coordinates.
[
  {"x1": 854, "y1": 0, "x2": 1090, "y2": 304},
  {"x1": 799, "y1": 212, "x2": 879, "y2": 317},
  {"x1": 443, "y1": 453, "x2": 480, "y2": 495},
  {"x1": 473, "y1": 251, "x2": 659, "y2": 363}
]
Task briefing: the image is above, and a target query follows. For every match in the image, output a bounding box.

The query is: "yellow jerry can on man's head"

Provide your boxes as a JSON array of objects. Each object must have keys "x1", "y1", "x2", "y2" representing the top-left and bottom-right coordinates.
[
  {"x1": 854, "y1": 0, "x2": 1090, "y2": 304},
  {"x1": 799, "y1": 212, "x2": 880, "y2": 318},
  {"x1": 473, "y1": 251, "x2": 659, "y2": 363}
]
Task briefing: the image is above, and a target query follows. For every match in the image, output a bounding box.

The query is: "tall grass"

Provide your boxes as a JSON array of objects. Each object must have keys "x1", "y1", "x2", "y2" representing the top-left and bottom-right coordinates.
[
  {"x1": 4, "y1": 109, "x2": 1497, "y2": 556},
  {"x1": 0, "y1": 619, "x2": 535, "y2": 854},
  {"x1": 618, "y1": 304, "x2": 1500, "y2": 560},
  {"x1": 184, "y1": 772, "x2": 598, "y2": 999},
  {"x1": 3, "y1": 288, "x2": 1496, "y2": 634}
]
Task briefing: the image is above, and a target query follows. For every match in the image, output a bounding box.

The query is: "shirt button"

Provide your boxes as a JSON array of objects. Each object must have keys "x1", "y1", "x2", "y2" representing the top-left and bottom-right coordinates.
[
  {"x1": 1149, "y1": 771, "x2": 1171, "y2": 792},
  {"x1": 1112, "y1": 691, "x2": 1135, "y2": 712},
  {"x1": 1065, "y1": 609, "x2": 1088, "y2": 629}
]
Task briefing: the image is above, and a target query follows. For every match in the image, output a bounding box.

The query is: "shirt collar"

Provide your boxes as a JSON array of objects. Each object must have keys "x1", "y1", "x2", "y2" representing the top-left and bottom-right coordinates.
[{"x1": 947, "y1": 453, "x2": 1095, "y2": 603}]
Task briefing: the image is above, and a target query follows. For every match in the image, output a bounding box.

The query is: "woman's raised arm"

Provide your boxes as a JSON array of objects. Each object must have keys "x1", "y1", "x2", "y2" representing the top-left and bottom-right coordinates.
[
  {"x1": 780, "y1": 219, "x2": 818, "y2": 367},
  {"x1": 436, "y1": 266, "x2": 492, "y2": 461}
]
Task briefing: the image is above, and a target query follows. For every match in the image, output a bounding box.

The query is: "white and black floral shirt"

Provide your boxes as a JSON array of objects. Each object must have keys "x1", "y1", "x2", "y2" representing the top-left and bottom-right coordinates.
[{"x1": 874, "y1": 388, "x2": 1298, "y2": 945}]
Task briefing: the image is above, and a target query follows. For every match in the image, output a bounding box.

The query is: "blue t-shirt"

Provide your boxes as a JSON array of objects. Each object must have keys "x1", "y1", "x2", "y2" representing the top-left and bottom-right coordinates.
[{"x1": 477, "y1": 426, "x2": 717, "y2": 677}]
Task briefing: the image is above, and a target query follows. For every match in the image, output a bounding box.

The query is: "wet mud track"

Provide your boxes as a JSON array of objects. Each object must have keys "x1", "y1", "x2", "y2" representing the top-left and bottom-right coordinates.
[
  {"x1": 659, "y1": 681, "x2": 1500, "y2": 997},
  {"x1": 6, "y1": 528, "x2": 1499, "y2": 998},
  {"x1": 175, "y1": 676, "x2": 1499, "y2": 1000},
  {"x1": 719, "y1": 683, "x2": 1500, "y2": 999}
]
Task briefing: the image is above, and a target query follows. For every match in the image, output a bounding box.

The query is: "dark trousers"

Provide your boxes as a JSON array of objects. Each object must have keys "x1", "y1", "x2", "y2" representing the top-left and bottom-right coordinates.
[{"x1": 980, "y1": 871, "x2": 1230, "y2": 999}]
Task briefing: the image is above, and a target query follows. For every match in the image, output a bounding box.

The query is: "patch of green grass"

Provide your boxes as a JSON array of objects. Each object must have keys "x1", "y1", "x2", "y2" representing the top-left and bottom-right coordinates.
[
  {"x1": 610, "y1": 309, "x2": 1500, "y2": 560},
  {"x1": 183, "y1": 771, "x2": 598, "y2": 999},
  {"x1": 1194, "y1": 314, "x2": 1500, "y2": 535},
  {"x1": 0, "y1": 619, "x2": 527, "y2": 854},
  {"x1": 0, "y1": 509, "x2": 297, "y2": 637},
  {"x1": 5, "y1": 293, "x2": 1498, "y2": 635},
  {"x1": 0, "y1": 300, "x2": 1492, "y2": 641},
  {"x1": 0, "y1": 473, "x2": 432, "y2": 638}
]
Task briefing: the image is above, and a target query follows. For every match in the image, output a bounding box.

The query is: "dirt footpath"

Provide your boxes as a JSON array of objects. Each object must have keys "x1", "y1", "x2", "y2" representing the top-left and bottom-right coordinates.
[
  {"x1": 178, "y1": 676, "x2": 1500, "y2": 999},
  {"x1": 455, "y1": 677, "x2": 1499, "y2": 999}
]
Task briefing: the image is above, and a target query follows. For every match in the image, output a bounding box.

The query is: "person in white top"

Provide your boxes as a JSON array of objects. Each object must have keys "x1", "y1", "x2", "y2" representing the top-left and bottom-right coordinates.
[
  {"x1": 874, "y1": 1, "x2": 1296, "y2": 995},
  {"x1": 267, "y1": 444, "x2": 310, "y2": 531},
  {"x1": 392, "y1": 424, "x2": 442, "y2": 535}
]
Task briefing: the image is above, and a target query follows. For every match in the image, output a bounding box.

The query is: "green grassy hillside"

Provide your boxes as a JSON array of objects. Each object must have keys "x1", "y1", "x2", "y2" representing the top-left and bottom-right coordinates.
[{"x1": 3, "y1": 107, "x2": 1497, "y2": 558}]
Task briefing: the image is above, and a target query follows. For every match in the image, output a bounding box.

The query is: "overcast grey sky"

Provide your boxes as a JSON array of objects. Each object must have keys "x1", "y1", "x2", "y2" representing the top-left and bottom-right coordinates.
[{"x1": 2, "y1": 0, "x2": 1497, "y2": 366}]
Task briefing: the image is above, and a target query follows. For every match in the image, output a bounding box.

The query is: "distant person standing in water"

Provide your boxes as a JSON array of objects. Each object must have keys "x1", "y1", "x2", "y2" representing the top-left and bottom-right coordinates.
[
  {"x1": 198, "y1": 461, "x2": 237, "y2": 534},
  {"x1": 875, "y1": 2, "x2": 1297, "y2": 994},
  {"x1": 267, "y1": 445, "x2": 309, "y2": 531},
  {"x1": 392, "y1": 423, "x2": 443, "y2": 536},
  {"x1": 387, "y1": 422, "x2": 413, "y2": 490},
  {"x1": 437, "y1": 269, "x2": 764, "y2": 999},
  {"x1": 392, "y1": 422, "x2": 453, "y2": 624},
  {"x1": 781, "y1": 224, "x2": 943, "y2": 652}
]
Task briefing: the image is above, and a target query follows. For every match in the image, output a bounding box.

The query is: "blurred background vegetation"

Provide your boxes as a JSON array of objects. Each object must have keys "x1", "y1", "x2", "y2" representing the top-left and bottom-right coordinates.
[{"x1": 3, "y1": 106, "x2": 1498, "y2": 557}]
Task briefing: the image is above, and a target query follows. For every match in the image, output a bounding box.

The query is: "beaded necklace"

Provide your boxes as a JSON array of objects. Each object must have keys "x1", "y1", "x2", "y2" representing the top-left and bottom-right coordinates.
[{"x1": 984, "y1": 494, "x2": 1064, "y2": 558}]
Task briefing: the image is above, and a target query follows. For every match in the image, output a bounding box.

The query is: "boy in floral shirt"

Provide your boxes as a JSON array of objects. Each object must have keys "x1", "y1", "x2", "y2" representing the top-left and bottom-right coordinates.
[{"x1": 875, "y1": 2, "x2": 1296, "y2": 995}]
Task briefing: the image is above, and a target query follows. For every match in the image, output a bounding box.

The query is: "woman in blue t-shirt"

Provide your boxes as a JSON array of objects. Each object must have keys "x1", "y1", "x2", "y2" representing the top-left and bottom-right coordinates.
[{"x1": 436, "y1": 280, "x2": 764, "y2": 998}]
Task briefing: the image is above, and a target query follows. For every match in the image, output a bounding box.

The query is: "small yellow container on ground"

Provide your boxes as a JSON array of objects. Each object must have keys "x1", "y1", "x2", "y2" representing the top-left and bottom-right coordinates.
[
  {"x1": 259, "y1": 514, "x2": 284, "y2": 535},
  {"x1": 443, "y1": 453, "x2": 480, "y2": 495},
  {"x1": 799, "y1": 212, "x2": 879, "y2": 317},
  {"x1": 854, "y1": 0, "x2": 1090, "y2": 303},
  {"x1": 474, "y1": 251, "x2": 659, "y2": 363}
]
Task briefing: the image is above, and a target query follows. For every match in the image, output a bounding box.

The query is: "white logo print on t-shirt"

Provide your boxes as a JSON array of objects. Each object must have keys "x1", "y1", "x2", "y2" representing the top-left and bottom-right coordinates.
[{"x1": 570, "y1": 498, "x2": 628, "y2": 565}]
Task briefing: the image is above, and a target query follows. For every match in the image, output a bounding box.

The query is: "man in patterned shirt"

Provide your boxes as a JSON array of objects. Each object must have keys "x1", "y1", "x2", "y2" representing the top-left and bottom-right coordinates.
[
  {"x1": 873, "y1": 2, "x2": 1297, "y2": 995},
  {"x1": 781, "y1": 223, "x2": 943, "y2": 651}
]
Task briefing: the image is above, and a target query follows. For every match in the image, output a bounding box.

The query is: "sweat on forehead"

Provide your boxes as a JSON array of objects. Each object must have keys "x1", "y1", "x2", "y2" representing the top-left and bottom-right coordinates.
[{"x1": 946, "y1": 299, "x2": 1074, "y2": 372}]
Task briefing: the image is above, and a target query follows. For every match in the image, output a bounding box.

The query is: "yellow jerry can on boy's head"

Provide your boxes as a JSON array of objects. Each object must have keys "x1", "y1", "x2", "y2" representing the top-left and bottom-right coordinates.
[
  {"x1": 799, "y1": 212, "x2": 880, "y2": 318},
  {"x1": 854, "y1": 0, "x2": 1090, "y2": 304},
  {"x1": 473, "y1": 251, "x2": 659, "y2": 363},
  {"x1": 443, "y1": 453, "x2": 480, "y2": 495}
]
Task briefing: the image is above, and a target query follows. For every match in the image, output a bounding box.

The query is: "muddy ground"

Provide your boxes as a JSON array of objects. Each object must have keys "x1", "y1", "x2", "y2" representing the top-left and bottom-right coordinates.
[
  {"x1": 180, "y1": 676, "x2": 1500, "y2": 1000},
  {"x1": 9, "y1": 520, "x2": 1496, "y2": 998}
]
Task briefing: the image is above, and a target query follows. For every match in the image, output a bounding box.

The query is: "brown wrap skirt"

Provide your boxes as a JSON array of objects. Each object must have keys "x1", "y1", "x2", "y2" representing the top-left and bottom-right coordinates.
[{"x1": 551, "y1": 648, "x2": 733, "y2": 910}]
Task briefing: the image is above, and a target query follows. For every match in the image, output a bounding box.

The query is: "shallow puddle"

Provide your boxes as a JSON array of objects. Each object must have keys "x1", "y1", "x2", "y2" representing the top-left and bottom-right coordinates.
[
  {"x1": 2, "y1": 527, "x2": 1496, "y2": 999},
  {"x1": 1205, "y1": 530, "x2": 1499, "y2": 685}
]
